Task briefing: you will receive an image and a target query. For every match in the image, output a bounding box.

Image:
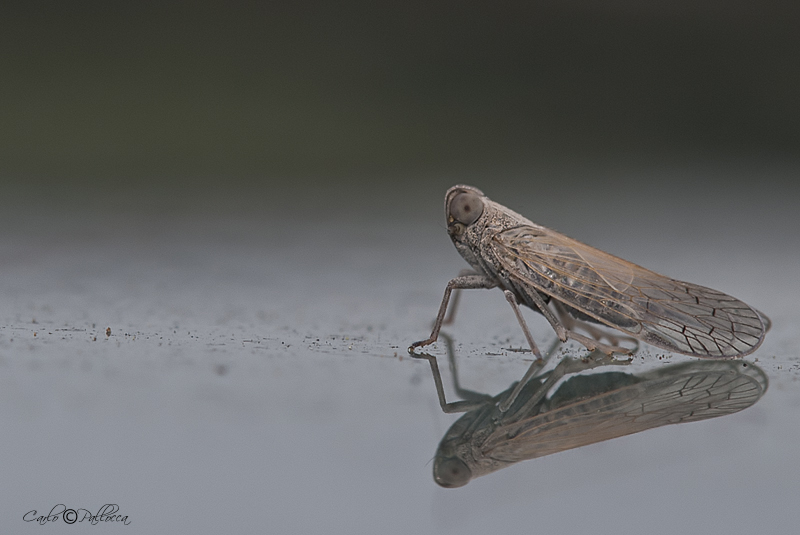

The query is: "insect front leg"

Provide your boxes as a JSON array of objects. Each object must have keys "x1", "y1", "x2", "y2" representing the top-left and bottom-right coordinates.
[
  {"x1": 408, "y1": 274, "x2": 497, "y2": 353},
  {"x1": 442, "y1": 269, "x2": 480, "y2": 326},
  {"x1": 412, "y1": 333, "x2": 495, "y2": 413}
]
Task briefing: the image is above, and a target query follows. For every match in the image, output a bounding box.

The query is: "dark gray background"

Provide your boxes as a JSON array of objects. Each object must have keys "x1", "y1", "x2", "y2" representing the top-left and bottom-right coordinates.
[
  {"x1": 1, "y1": 2, "x2": 799, "y2": 533},
  {"x1": 2, "y1": 0, "x2": 799, "y2": 185}
]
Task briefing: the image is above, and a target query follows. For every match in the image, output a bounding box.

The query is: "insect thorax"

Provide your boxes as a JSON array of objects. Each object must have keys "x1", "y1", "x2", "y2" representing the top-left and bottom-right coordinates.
[{"x1": 452, "y1": 200, "x2": 524, "y2": 277}]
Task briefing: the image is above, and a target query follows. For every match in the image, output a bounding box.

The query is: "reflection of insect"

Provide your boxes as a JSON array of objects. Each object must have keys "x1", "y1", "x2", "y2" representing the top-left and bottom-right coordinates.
[
  {"x1": 410, "y1": 185, "x2": 768, "y2": 361},
  {"x1": 431, "y1": 353, "x2": 768, "y2": 487}
]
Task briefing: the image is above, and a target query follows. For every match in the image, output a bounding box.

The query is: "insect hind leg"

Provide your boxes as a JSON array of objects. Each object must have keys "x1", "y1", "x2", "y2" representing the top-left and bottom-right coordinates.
[
  {"x1": 519, "y1": 287, "x2": 634, "y2": 357},
  {"x1": 553, "y1": 301, "x2": 639, "y2": 353}
]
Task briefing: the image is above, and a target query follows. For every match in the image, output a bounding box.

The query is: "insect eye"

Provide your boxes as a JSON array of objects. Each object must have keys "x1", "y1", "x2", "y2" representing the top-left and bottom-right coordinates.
[
  {"x1": 434, "y1": 457, "x2": 472, "y2": 488},
  {"x1": 449, "y1": 192, "x2": 484, "y2": 226}
]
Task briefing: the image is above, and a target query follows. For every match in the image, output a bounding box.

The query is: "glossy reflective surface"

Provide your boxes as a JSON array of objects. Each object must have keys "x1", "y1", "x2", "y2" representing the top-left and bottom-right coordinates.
[
  {"x1": 1, "y1": 170, "x2": 799, "y2": 534},
  {"x1": 423, "y1": 339, "x2": 768, "y2": 487}
]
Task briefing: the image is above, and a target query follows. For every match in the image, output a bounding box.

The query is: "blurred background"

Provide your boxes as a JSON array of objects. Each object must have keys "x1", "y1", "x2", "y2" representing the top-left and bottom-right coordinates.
[
  {"x1": 2, "y1": 3, "x2": 800, "y2": 533},
  {"x1": 2, "y1": 0, "x2": 798, "y2": 203}
]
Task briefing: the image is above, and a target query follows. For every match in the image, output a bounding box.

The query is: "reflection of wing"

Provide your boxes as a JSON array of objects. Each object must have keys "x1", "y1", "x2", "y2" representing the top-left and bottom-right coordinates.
[
  {"x1": 492, "y1": 225, "x2": 766, "y2": 357},
  {"x1": 482, "y1": 363, "x2": 766, "y2": 463}
]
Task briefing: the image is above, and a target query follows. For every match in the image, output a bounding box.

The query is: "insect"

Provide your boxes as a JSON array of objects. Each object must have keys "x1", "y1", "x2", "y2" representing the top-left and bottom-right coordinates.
[
  {"x1": 409, "y1": 185, "x2": 769, "y2": 366},
  {"x1": 431, "y1": 351, "x2": 768, "y2": 487}
]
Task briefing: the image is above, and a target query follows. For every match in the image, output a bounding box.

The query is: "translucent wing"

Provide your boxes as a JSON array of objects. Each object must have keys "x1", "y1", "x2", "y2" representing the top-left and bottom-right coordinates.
[
  {"x1": 481, "y1": 362, "x2": 766, "y2": 463},
  {"x1": 492, "y1": 225, "x2": 766, "y2": 357}
]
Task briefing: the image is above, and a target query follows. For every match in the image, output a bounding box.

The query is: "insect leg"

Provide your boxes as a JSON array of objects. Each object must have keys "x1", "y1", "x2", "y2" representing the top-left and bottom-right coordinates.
[
  {"x1": 503, "y1": 290, "x2": 544, "y2": 359},
  {"x1": 552, "y1": 301, "x2": 639, "y2": 352},
  {"x1": 496, "y1": 290, "x2": 548, "y2": 413},
  {"x1": 502, "y1": 350, "x2": 624, "y2": 419},
  {"x1": 411, "y1": 351, "x2": 495, "y2": 413},
  {"x1": 408, "y1": 274, "x2": 497, "y2": 353},
  {"x1": 442, "y1": 269, "x2": 480, "y2": 326},
  {"x1": 440, "y1": 332, "x2": 493, "y2": 403},
  {"x1": 497, "y1": 328, "x2": 564, "y2": 413},
  {"x1": 521, "y1": 288, "x2": 632, "y2": 356},
  {"x1": 411, "y1": 333, "x2": 495, "y2": 413}
]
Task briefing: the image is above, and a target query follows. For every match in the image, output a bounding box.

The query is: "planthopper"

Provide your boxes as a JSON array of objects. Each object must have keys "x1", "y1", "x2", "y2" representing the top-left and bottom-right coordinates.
[
  {"x1": 430, "y1": 352, "x2": 768, "y2": 487},
  {"x1": 408, "y1": 185, "x2": 769, "y2": 410}
]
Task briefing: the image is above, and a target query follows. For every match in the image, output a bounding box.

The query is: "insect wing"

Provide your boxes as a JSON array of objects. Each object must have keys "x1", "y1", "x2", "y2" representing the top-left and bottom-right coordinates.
[
  {"x1": 480, "y1": 363, "x2": 766, "y2": 463},
  {"x1": 492, "y1": 226, "x2": 765, "y2": 357}
]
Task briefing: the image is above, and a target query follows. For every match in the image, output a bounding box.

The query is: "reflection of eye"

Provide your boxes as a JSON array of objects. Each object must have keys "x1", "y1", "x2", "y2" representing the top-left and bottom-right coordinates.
[
  {"x1": 449, "y1": 192, "x2": 484, "y2": 226},
  {"x1": 434, "y1": 457, "x2": 472, "y2": 488}
]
